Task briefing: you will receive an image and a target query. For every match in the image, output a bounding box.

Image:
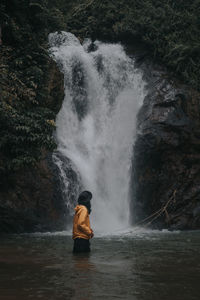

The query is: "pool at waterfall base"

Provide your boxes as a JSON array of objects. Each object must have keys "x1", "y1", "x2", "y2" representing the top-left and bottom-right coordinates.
[{"x1": 0, "y1": 229, "x2": 200, "y2": 300}]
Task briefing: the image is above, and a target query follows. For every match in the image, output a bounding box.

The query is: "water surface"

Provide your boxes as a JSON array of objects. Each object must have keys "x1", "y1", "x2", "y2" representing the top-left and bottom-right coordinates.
[{"x1": 0, "y1": 229, "x2": 200, "y2": 300}]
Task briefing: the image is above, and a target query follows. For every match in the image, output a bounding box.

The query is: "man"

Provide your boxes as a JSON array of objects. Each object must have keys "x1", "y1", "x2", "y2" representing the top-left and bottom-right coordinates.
[{"x1": 72, "y1": 191, "x2": 94, "y2": 253}]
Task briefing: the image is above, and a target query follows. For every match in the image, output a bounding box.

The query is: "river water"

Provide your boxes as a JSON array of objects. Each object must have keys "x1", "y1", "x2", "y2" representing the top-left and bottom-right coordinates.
[{"x1": 0, "y1": 229, "x2": 200, "y2": 300}]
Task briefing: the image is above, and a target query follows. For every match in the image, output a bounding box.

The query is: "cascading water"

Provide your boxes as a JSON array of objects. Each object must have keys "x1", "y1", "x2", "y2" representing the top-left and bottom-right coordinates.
[{"x1": 49, "y1": 32, "x2": 146, "y2": 234}]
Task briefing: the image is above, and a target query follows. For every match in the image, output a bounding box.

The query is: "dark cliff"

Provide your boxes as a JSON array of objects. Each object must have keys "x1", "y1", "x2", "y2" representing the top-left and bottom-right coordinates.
[
  {"x1": 131, "y1": 58, "x2": 200, "y2": 230},
  {"x1": 0, "y1": 1, "x2": 66, "y2": 232},
  {"x1": 1, "y1": 0, "x2": 200, "y2": 232}
]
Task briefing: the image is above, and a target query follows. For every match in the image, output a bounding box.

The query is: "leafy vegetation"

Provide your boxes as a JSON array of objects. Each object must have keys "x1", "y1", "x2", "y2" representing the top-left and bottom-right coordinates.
[
  {"x1": 0, "y1": 0, "x2": 68, "y2": 176},
  {"x1": 67, "y1": 0, "x2": 200, "y2": 89},
  {"x1": 1, "y1": 0, "x2": 200, "y2": 177},
  {"x1": 0, "y1": 102, "x2": 56, "y2": 171}
]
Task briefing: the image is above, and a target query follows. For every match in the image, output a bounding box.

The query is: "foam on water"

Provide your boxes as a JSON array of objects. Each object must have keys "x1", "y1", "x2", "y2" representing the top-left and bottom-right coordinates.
[{"x1": 23, "y1": 227, "x2": 181, "y2": 241}]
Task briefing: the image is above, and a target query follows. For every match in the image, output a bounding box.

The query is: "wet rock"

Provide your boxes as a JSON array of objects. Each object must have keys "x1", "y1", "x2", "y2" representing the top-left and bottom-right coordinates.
[
  {"x1": 52, "y1": 151, "x2": 82, "y2": 226},
  {"x1": 0, "y1": 49, "x2": 64, "y2": 233},
  {"x1": 131, "y1": 58, "x2": 200, "y2": 230},
  {"x1": 0, "y1": 152, "x2": 66, "y2": 233},
  {"x1": 193, "y1": 205, "x2": 200, "y2": 217}
]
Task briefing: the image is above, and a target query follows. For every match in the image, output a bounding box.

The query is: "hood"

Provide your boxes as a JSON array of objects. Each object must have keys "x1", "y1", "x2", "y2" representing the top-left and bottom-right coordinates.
[{"x1": 75, "y1": 201, "x2": 91, "y2": 214}]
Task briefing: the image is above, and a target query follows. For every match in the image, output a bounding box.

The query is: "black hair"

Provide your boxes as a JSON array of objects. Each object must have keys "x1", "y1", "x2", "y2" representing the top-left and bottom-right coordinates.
[{"x1": 78, "y1": 191, "x2": 92, "y2": 214}]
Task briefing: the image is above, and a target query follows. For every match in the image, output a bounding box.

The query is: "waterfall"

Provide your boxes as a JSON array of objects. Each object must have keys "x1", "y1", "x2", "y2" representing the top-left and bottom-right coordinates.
[{"x1": 49, "y1": 32, "x2": 146, "y2": 233}]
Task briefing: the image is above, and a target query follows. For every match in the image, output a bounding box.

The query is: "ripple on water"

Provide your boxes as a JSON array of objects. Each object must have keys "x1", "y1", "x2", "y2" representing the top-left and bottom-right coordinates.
[{"x1": 1, "y1": 229, "x2": 200, "y2": 300}]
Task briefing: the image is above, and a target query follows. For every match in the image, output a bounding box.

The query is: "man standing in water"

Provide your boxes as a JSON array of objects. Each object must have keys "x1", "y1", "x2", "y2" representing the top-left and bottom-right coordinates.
[{"x1": 73, "y1": 191, "x2": 94, "y2": 253}]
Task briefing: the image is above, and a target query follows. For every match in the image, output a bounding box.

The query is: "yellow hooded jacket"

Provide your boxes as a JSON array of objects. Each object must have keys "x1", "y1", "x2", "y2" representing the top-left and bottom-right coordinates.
[{"x1": 73, "y1": 205, "x2": 92, "y2": 240}]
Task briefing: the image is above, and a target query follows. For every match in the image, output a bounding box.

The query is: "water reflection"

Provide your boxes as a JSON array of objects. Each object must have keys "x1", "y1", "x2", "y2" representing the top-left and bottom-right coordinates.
[
  {"x1": 72, "y1": 254, "x2": 96, "y2": 300},
  {"x1": 72, "y1": 253, "x2": 95, "y2": 272}
]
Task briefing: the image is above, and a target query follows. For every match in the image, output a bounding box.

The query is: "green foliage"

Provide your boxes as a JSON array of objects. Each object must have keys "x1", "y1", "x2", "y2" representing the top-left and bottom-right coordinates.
[
  {"x1": 1, "y1": 0, "x2": 68, "y2": 45},
  {"x1": 0, "y1": 102, "x2": 56, "y2": 172},
  {"x1": 0, "y1": 0, "x2": 71, "y2": 174},
  {"x1": 67, "y1": 0, "x2": 200, "y2": 89}
]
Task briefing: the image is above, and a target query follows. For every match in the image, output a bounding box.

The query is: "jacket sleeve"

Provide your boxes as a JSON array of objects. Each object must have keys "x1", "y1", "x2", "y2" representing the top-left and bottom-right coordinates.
[{"x1": 77, "y1": 207, "x2": 92, "y2": 237}]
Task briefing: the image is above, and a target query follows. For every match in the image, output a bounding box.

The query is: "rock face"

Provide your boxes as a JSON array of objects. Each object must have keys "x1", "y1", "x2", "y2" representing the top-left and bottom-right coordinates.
[
  {"x1": 0, "y1": 59, "x2": 65, "y2": 234},
  {"x1": 131, "y1": 57, "x2": 200, "y2": 230},
  {"x1": 0, "y1": 153, "x2": 65, "y2": 233}
]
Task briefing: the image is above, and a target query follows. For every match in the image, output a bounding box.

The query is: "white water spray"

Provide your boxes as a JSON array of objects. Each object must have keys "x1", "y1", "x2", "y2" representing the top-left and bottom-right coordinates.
[{"x1": 49, "y1": 32, "x2": 146, "y2": 233}]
